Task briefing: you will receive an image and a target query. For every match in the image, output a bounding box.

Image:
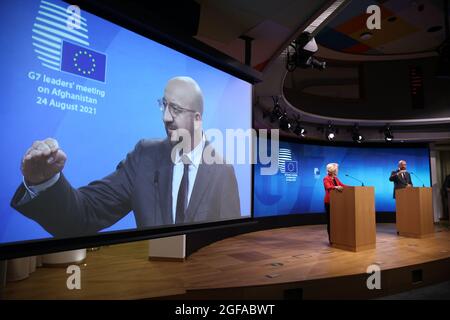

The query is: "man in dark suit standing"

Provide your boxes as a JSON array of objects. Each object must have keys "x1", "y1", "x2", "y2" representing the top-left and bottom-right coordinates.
[
  {"x1": 10, "y1": 76, "x2": 241, "y2": 238},
  {"x1": 389, "y1": 160, "x2": 413, "y2": 198}
]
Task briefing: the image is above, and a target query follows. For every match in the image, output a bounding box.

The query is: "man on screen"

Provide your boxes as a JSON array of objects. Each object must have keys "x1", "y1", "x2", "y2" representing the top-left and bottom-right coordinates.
[
  {"x1": 389, "y1": 160, "x2": 413, "y2": 199},
  {"x1": 10, "y1": 76, "x2": 241, "y2": 238}
]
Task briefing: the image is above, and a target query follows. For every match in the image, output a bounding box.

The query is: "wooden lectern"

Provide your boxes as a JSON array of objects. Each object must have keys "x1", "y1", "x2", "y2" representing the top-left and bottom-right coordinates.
[
  {"x1": 395, "y1": 187, "x2": 434, "y2": 238},
  {"x1": 330, "y1": 186, "x2": 376, "y2": 252}
]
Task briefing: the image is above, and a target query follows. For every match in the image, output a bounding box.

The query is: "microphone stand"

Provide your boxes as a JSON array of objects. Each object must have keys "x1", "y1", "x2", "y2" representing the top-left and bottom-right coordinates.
[
  {"x1": 410, "y1": 172, "x2": 426, "y2": 187},
  {"x1": 344, "y1": 174, "x2": 364, "y2": 186}
]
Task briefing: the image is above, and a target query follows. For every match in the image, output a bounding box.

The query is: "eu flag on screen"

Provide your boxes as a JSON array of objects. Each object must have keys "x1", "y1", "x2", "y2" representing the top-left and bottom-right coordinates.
[
  {"x1": 285, "y1": 160, "x2": 298, "y2": 174},
  {"x1": 61, "y1": 41, "x2": 106, "y2": 82}
]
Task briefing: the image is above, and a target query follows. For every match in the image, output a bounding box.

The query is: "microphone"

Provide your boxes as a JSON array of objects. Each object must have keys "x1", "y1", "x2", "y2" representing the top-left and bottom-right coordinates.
[
  {"x1": 345, "y1": 174, "x2": 364, "y2": 186},
  {"x1": 410, "y1": 172, "x2": 425, "y2": 187}
]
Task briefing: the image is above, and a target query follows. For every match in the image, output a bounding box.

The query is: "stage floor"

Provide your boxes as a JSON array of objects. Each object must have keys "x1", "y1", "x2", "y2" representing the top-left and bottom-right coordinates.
[{"x1": 1, "y1": 223, "x2": 449, "y2": 299}]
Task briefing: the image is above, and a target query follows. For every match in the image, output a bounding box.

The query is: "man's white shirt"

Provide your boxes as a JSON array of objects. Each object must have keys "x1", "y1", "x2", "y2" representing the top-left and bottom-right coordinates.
[{"x1": 171, "y1": 136, "x2": 205, "y2": 223}]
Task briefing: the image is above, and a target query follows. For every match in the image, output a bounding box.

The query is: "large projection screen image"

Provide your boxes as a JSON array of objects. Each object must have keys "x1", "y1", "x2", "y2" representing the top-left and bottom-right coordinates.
[
  {"x1": 254, "y1": 140, "x2": 431, "y2": 217},
  {"x1": 0, "y1": 0, "x2": 252, "y2": 246}
]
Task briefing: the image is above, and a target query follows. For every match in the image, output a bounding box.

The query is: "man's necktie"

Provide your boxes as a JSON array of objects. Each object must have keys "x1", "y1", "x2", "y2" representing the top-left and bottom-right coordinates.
[{"x1": 175, "y1": 161, "x2": 189, "y2": 224}]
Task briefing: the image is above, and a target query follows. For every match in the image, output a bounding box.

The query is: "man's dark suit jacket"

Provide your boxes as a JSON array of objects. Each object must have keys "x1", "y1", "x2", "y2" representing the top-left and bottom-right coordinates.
[
  {"x1": 10, "y1": 139, "x2": 241, "y2": 238},
  {"x1": 389, "y1": 170, "x2": 413, "y2": 198}
]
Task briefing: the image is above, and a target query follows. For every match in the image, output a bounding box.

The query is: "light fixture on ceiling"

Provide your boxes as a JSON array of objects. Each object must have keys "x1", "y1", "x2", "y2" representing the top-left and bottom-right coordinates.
[
  {"x1": 326, "y1": 123, "x2": 336, "y2": 141},
  {"x1": 279, "y1": 111, "x2": 292, "y2": 131},
  {"x1": 269, "y1": 96, "x2": 283, "y2": 123},
  {"x1": 286, "y1": 32, "x2": 327, "y2": 71},
  {"x1": 352, "y1": 125, "x2": 364, "y2": 143},
  {"x1": 285, "y1": 0, "x2": 351, "y2": 72},
  {"x1": 384, "y1": 125, "x2": 394, "y2": 142},
  {"x1": 293, "y1": 116, "x2": 306, "y2": 138}
]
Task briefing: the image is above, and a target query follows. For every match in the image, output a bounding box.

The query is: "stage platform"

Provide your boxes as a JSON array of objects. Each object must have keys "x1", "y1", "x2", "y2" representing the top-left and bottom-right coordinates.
[{"x1": 1, "y1": 223, "x2": 449, "y2": 299}]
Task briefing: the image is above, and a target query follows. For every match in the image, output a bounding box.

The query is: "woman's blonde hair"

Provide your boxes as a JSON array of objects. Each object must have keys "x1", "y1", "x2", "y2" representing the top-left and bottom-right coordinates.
[{"x1": 326, "y1": 163, "x2": 339, "y2": 174}]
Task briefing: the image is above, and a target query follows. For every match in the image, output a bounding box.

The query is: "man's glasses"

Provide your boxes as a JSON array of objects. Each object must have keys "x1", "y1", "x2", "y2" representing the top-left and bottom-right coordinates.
[{"x1": 158, "y1": 98, "x2": 197, "y2": 117}]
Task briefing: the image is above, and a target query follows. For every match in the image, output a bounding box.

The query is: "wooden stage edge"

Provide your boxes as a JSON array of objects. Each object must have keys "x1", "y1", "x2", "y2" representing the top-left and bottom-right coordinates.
[{"x1": 1, "y1": 223, "x2": 449, "y2": 300}]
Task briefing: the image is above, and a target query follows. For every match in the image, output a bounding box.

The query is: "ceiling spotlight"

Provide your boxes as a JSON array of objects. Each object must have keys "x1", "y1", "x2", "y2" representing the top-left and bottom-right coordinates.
[
  {"x1": 286, "y1": 32, "x2": 326, "y2": 71},
  {"x1": 384, "y1": 126, "x2": 394, "y2": 142},
  {"x1": 279, "y1": 112, "x2": 292, "y2": 131},
  {"x1": 293, "y1": 118, "x2": 306, "y2": 137},
  {"x1": 352, "y1": 125, "x2": 364, "y2": 143},
  {"x1": 270, "y1": 97, "x2": 283, "y2": 123},
  {"x1": 326, "y1": 123, "x2": 336, "y2": 141},
  {"x1": 327, "y1": 132, "x2": 335, "y2": 140}
]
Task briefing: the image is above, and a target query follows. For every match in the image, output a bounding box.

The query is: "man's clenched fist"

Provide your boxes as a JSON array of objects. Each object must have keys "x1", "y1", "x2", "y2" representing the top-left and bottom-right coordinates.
[{"x1": 21, "y1": 138, "x2": 67, "y2": 185}]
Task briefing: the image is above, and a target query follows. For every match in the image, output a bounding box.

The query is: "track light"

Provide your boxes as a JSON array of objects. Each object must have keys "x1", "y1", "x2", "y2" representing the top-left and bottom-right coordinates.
[
  {"x1": 279, "y1": 112, "x2": 292, "y2": 131},
  {"x1": 326, "y1": 123, "x2": 336, "y2": 141},
  {"x1": 384, "y1": 126, "x2": 394, "y2": 142},
  {"x1": 294, "y1": 124, "x2": 306, "y2": 137},
  {"x1": 352, "y1": 125, "x2": 364, "y2": 143},
  {"x1": 327, "y1": 132, "x2": 335, "y2": 141},
  {"x1": 270, "y1": 102, "x2": 283, "y2": 123},
  {"x1": 286, "y1": 32, "x2": 326, "y2": 72},
  {"x1": 267, "y1": 96, "x2": 293, "y2": 131},
  {"x1": 292, "y1": 117, "x2": 306, "y2": 137}
]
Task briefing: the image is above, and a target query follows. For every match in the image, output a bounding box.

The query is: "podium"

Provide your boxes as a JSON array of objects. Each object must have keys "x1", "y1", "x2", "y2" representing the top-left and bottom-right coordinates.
[
  {"x1": 330, "y1": 186, "x2": 376, "y2": 252},
  {"x1": 395, "y1": 187, "x2": 434, "y2": 238}
]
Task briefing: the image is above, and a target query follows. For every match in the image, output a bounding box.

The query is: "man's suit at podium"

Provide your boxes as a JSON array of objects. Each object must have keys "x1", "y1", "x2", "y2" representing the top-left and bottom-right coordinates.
[{"x1": 389, "y1": 160, "x2": 413, "y2": 198}]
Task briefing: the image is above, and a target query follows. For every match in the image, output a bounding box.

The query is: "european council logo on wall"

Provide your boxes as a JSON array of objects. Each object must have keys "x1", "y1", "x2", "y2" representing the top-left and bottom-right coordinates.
[
  {"x1": 31, "y1": 0, "x2": 106, "y2": 82},
  {"x1": 278, "y1": 148, "x2": 298, "y2": 182}
]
